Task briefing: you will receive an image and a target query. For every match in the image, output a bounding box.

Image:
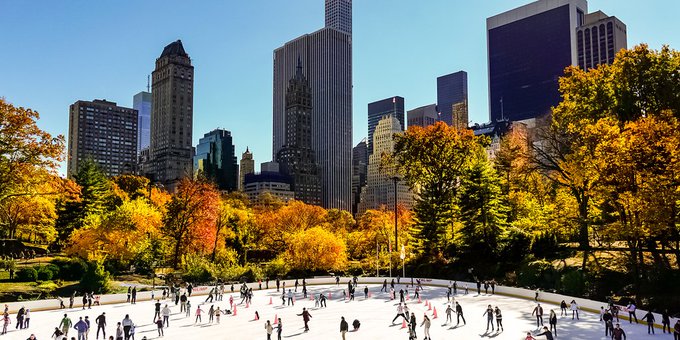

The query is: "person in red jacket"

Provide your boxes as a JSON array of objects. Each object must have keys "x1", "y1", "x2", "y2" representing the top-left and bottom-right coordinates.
[{"x1": 297, "y1": 308, "x2": 312, "y2": 332}]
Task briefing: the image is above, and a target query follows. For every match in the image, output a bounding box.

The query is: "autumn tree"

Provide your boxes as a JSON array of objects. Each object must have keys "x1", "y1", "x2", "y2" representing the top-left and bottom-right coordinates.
[
  {"x1": 391, "y1": 122, "x2": 486, "y2": 257},
  {"x1": 283, "y1": 226, "x2": 347, "y2": 271},
  {"x1": 163, "y1": 178, "x2": 220, "y2": 268}
]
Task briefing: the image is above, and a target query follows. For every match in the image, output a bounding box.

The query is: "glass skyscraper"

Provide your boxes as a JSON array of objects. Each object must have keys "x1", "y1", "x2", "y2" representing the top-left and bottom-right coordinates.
[
  {"x1": 367, "y1": 96, "x2": 404, "y2": 155},
  {"x1": 193, "y1": 129, "x2": 238, "y2": 192},
  {"x1": 133, "y1": 91, "x2": 151, "y2": 154},
  {"x1": 436, "y1": 71, "x2": 468, "y2": 128}
]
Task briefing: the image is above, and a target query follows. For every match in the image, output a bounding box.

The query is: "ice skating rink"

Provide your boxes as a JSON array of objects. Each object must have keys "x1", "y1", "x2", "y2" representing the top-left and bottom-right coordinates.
[{"x1": 3, "y1": 284, "x2": 664, "y2": 340}]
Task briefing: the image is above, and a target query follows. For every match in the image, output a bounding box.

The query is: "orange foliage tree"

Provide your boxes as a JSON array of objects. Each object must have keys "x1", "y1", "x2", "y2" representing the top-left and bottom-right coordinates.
[{"x1": 283, "y1": 226, "x2": 347, "y2": 271}]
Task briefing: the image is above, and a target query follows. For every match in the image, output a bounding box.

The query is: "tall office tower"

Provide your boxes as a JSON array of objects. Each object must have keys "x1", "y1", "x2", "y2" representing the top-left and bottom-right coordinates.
[
  {"x1": 357, "y1": 116, "x2": 413, "y2": 215},
  {"x1": 487, "y1": 0, "x2": 587, "y2": 122},
  {"x1": 67, "y1": 99, "x2": 138, "y2": 178},
  {"x1": 272, "y1": 1, "x2": 352, "y2": 210},
  {"x1": 576, "y1": 11, "x2": 627, "y2": 70},
  {"x1": 367, "y1": 96, "x2": 404, "y2": 155},
  {"x1": 276, "y1": 60, "x2": 322, "y2": 205},
  {"x1": 193, "y1": 129, "x2": 238, "y2": 192},
  {"x1": 351, "y1": 138, "x2": 368, "y2": 216},
  {"x1": 325, "y1": 0, "x2": 352, "y2": 35},
  {"x1": 436, "y1": 71, "x2": 468, "y2": 127},
  {"x1": 133, "y1": 91, "x2": 152, "y2": 154},
  {"x1": 239, "y1": 147, "x2": 254, "y2": 191},
  {"x1": 150, "y1": 40, "x2": 194, "y2": 190},
  {"x1": 407, "y1": 104, "x2": 438, "y2": 129}
]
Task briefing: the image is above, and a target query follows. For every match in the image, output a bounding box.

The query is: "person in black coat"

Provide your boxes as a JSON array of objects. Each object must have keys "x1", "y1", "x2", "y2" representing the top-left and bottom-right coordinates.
[{"x1": 339, "y1": 317, "x2": 348, "y2": 340}]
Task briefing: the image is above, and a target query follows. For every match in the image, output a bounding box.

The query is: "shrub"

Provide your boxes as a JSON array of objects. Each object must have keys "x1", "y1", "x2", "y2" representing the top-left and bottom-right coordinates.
[
  {"x1": 79, "y1": 261, "x2": 110, "y2": 293},
  {"x1": 559, "y1": 269, "x2": 585, "y2": 296},
  {"x1": 51, "y1": 258, "x2": 87, "y2": 281},
  {"x1": 531, "y1": 232, "x2": 561, "y2": 258},
  {"x1": 37, "y1": 266, "x2": 54, "y2": 281},
  {"x1": 44, "y1": 264, "x2": 60, "y2": 279},
  {"x1": 15, "y1": 267, "x2": 38, "y2": 282},
  {"x1": 517, "y1": 260, "x2": 556, "y2": 289}
]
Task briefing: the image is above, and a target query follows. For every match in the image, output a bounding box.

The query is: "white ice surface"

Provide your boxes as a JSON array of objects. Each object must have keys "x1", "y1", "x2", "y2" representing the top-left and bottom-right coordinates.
[{"x1": 3, "y1": 284, "x2": 663, "y2": 340}]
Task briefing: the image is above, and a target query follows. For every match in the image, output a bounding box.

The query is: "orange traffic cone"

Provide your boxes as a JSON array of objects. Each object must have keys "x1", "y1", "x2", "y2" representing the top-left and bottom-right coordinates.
[
  {"x1": 329, "y1": 292, "x2": 332, "y2": 299},
  {"x1": 269, "y1": 297, "x2": 272, "y2": 305},
  {"x1": 293, "y1": 295, "x2": 296, "y2": 303},
  {"x1": 254, "y1": 311, "x2": 259, "y2": 320},
  {"x1": 418, "y1": 296, "x2": 421, "y2": 303},
  {"x1": 401, "y1": 319, "x2": 407, "y2": 329},
  {"x1": 233, "y1": 305, "x2": 238, "y2": 316},
  {"x1": 428, "y1": 302, "x2": 432, "y2": 311},
  {"x1": 406, "y1": 294, "x2": 410, "y2": 300},
  {"x1": 273, "y1": 314, "x2": 278, "y2": 324},
  {"x1": 246, "y1": 301, "x2": 250, "y2": 308},
  {"x1": 368, "y1": 292, "x2": 372, "y2": 298},
  {"x1": 432, "y1": 307, "x2": 438, "y2": 319}
]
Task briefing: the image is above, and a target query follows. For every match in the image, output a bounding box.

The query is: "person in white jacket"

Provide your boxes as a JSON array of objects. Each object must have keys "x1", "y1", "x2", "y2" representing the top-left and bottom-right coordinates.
[
  {"x1": 570, "y1": 300, "x2": 580, "y2": 320},
  {"x1": 420, "y1": 314, "x2": 431, "y2": 340}
]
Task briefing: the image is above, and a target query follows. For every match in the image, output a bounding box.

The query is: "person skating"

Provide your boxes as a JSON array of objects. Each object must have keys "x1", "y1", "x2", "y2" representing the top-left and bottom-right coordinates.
[
  {"x1": 570, "y1": 300, "x2": 579, "y2": 320},
  {"x1": 445, "y1": 304, "x2": 453, "y2": 324},
  {"x1": 281, "y1": 290, "x2": 286, "y2": 306},
  {"x1": 381, "y1": 279, "x2": 387, "y2": 292},
  {"x1": 114, "y1": 323, "x2": 123, "y2": 340},
  {"x1": 673, "y1": 319, "x2": 680, "y2": 340},
  {"x1": 455, "y1": 302, "x2": 466, "y2": 325},
  {"x1": 161, "y1": 305, "x2": 171, "y2": 327},
  {"x1": 276, "y1": 278, "x2": 280, "y2": 292},
  {"x1": 208, "y1": 305, "x2": 215, "y2": 323},
  {"x1": 85, "y1": 316, "x2": 91, "y2": 340},
  {"x1": 215, "y1": 307, "x2": 221, "y2": 323},
  {"x1": 364, "y1": 286, "x2": 369, "y2": 299},
  {"x1": 95, "y1": 312, "x2": 106, "y2": 340},
  {"x1": 2, "y1": 313, "x2": 10, "y2": 335},
  {"x1": 495, "y1": 306, "x2": 503, "y2": 332},
  {"x1": 484, "y1": 281, "x2": 489, "y2": 294},
  {"x1": 626, "y1": 302, "x2": 638, "y2": 323},
  {"x1": 154, "y1": 317, "x2": 163, "y2": 337},
  {"x1": 297, "y1": 308, "x2": 312, "y2": 332},
  {"x1": 662, "y1": 310, "x2": 671, "y2": 334},
  {"x1": 525, "y1": 332, "x2": 536, "y2": 340},
  {"x1": 277, "y1": 318, "x2": 283, "y2": 340},
  {"x1": 194, "y1": 306, "x2": 204, "y2": 324},
  {"x1": 491, "y1": 280, "x2": 496, "y2": 294},
  {"x1": 126, "y1": 287, "x2": 131, "y2": 303},
  {"x1": 535, "y1": 289, "x2": 540, "y2": 301},
  {"x1": 185, "y1": 301, "x2": 191, "y2": 318},
  {"x1": 420, "y1": 314, "x2": 431, "y2": 340},
  {"x1": 153, "y1": 300, "x2": 161, "y2": 321},
  {"x1": 295, "y1": 279, "x2": 299, "y2": 292},
  {"x1": 392, "y1": 303, "x2": 407, "y2": 324},
  {"x1": 287, "y1": 289, "x2": 294, "y2": 306},
  {"x1": 404, "y1": 304, "x2": 410, "y2": 321},
  {"x1": 74, "y1": 317, "x2": 88, "y2": 340},
  {"x1": 320, "y1": 293, "x2": 327, "y2": 308},
  {"x1": 409, "y1": 313, "x2": 417, "y2": 335},
  {"x1": 642, "y1": 310, "x2": 655, "y2": 334},
  {"x1": 180, "y1": 293, "x2": 187, "y2": 313},
  {"x1": 453, "y1": 281, "x2": 458, "y2": 295},
  {"x1": 187, "y1": 283, "x2": 193, "y2": 297},
  {"x1": 340, "y1": 316, "x2": 348, "y2": 340},
  {"x1": 60, "y1": 314, "x2": 73, "y2": 337},
  {"x1": 265, "y1": 320, "x2": 274, "y2": 340},
  {"x1": 532, "y1": 303, "x2": 544, "y2": 328},
  {"x1": 131, "y1": 287, "x2": 136, "y2": 304},
  {"x1": 548, "y1": 309, "x2": 557, "y2": 336},
  {"x1": 534, "y1": 326, "x2": 554, "y2": 340},
  {"x1": 483, "y1": 305, "x2": 494, "y2": 332},
  {"x1": 603, "y1": 309, "x2": 614, "y2": 337},
  {"x1": 121, "y1": 315, "x2": 133, "y2": 340},
  {"x1": 476, "y1": 280, "x2": 481, "y2": 294},
  {"x1": 69, "y1": 293, "x2": 75, "y2": 309},
  {"x1": 24, "y1": 308, "x2": 31, "y2": 329},
  {"x1": 82, "y1": 294, "x2": 88, "y2": 310},
  {"x1": 611, "y1": 323, "x2": 627, "y2": 340}
]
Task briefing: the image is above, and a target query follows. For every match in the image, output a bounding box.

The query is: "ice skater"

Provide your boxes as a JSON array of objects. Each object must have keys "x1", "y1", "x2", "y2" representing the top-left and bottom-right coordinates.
[
  {"x1": 483, "y1": 305, "x2": 494, "y2": 332},
  {"x1": 392, "y1": 303, "x2": 407, "y2": 324},
  {"x1": 455, "y1": 302, "x2": 466, "y2": 325},
  {"x1": 297, "y1": 308, "x2": 312, "y2": 332},
  {"x1": 495, "y1": 306, "x2": 503, "y2": 332},
  {"x1": 532, "y1": 303, "x2": 544, "y2": 328},
  {"x1": 420, "y1": 314, "x2": 431, "y2": 340}
]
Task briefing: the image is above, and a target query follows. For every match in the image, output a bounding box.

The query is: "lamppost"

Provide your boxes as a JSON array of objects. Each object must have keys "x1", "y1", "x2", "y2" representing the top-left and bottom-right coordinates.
[{"x1": 391, "y1": 175, "x2": 400, "y2": 278}]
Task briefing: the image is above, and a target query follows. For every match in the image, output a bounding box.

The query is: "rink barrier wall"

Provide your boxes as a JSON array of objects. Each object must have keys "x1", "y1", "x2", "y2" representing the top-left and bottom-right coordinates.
[{"x1": 3, "y1": 276, "x2": 670, "y2": 329}]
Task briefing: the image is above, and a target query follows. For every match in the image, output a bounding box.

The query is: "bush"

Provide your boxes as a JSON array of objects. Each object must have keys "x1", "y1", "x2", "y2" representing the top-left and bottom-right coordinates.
[
  {"x1": 79, "y1": 261, "x2": 110, "y2": 293},
  {"x1": 559, "y1": 270, "x2": 585, "y2": 296},
  {"x1": 15, "y1": 267, "x2": 38, "y2": 282},
  {"x1": 51, "y1": 258, "x2": 87, "y2": 281},
  {"x1": 44, "y1": 264, "x2": 60, "y2": 279},
  {"x1": 181, "y1": 254, "x2": 215, "y2": 283},
  {"x1": 531, "y1": 232, "x2": 561, "y2": 258},
  {"x1": 517, "y1": 260, "x2": 557, "y2": 289},
  {"x1": 37, "y1": 266, "x2": 54, "y2": 281}
]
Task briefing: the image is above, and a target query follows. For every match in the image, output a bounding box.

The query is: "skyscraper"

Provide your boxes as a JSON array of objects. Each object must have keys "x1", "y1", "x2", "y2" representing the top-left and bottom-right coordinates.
[
  {"x1": 67, "y1": 99, "x2": 137, "y2": 178},
  {"x1": 351, "y1": 138, "x2": 367, "y2": 216},
  {"x1": 436, "y1": 71, "x2": 468, "y2": 127},
  {"x1": 133, "y1": 91, "x2": 151, "y2": 154},
  {"x1": 357, "y1": 116, "x2": 413, "y2": 215},
  {"x1": 272, "y1": 0, "x2": 352, "y2": 210},
  {"x1": 407, "y1": 104, "x2": 438, "y2": 129},
  {"x1": 487, "y1": 0, "x2": 587, "y2": 122},
  {"x1": 576, "y1": 11, "x2": 627, "y2": 70},
  {"x1": 239, "y1": 147, "x2": 254, "y2": 191},
  {"x1": 367, "y1": 96, "x2": 404, "y2": 155},
  {"x1": 150, "y1": 40, "x2": 194, "y2": 190},
  {"x1": 193, "y1": 129, "x2": 238, "y2": 192},
  {"x1": 325, "y1": 0, "x2": 352, "y2": 35},
  {"x1": 276, "y1": 60, "x2": 322, "y2": 205}
]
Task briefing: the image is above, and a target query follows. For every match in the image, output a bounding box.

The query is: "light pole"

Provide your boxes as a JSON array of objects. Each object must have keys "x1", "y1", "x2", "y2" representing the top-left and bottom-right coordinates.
[{"x1": 391, "y1": 175, "x2": 400, "y2": 278}]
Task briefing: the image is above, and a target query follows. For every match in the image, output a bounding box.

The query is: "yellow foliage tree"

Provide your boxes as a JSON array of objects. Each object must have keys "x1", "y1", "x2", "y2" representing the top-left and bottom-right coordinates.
[{"x1": 284, "y1": 226, "x2": 347, "y2": 271}]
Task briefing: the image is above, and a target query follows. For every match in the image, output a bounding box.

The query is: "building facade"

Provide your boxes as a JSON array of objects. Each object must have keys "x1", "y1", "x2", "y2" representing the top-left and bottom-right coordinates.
[
  {"x1": 436, "y1": 71, "x2": 468, "y2": 128},
  {"x1": 276, "y1": 60, "x2": 322, "y2": 205},
  {"x1": 367, "y1": 96, "x2": 404, "y2": 155},
  {"x1": 272, "y1": 1, "x2": 352, "y2": 210},
  {"x1": 357, "y1": 116, "x2": 413, "y2": 215},
  {"x1": 67, "y1": 99, "x2": 138, "y2": 178},
  {"x1": 193, "y1": 129, "x2": 238, "y2": 192},
  {"x1": 133, "y1": 91, "x2": 151, "y2": 154},
  {"x1": 149, "y1": 40, "x2": 194, "y2": 190},
  {"x1": 407, "y1": 104, "x2": 438, "y2": 129},
  {"x1": 325, "y1": 0, "x2": 352, "y2": 35},
  {"x1": 244, "y1": 172, "x2": 295, "y2": 203},
  {"x1": 576, "y1": 10, "x2": 627, "y2": 70},
  {"x1": 239, "y1": 147, "x2": 255, "y2": 191},
  {"x1": 487, "y1": 0, "x2": 587, "y2": 122},
  {"x1": 351, "y1": 138, "x2": 368, "y2": 216}
]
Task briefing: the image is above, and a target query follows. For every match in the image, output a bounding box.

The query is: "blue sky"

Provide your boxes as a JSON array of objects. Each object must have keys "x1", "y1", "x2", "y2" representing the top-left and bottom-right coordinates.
[{"x1": 2, "y1": 0, "x2": 679, "y2": 175}]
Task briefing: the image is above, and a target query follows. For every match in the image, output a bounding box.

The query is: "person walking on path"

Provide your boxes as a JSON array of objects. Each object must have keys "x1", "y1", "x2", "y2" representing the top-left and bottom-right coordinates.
[
  {"x1": 483, "y1": 305, "x2": 494, "y2": 332},
  {"x1": 534, "y1": 326, "x2": 554, "y2": 340},
  {"x1": 626, "y1": 302, "x2": 638, "y2": 323},
  {"x1": 643, "y1": 310, "x2": 655, "y2": 334},
  {"x1": 445, "y1": 305, "x2": 453, "y2": 324},
  {"x1": 297, "y1": 308, "x2": 312, "y2": 332},
  {"x1": 265, "y1": 320, "x2": 274, "y2": 340},
  {"x1": 121, "y1": 315, "x2": 133, "y2": 340},
  {"x1": 420, "y1": 314, "x2": 431, "y2": 340},
  {"x1": 495, "y1": 306, "x2": 503, "y2": 332},
  {"x1": 570, "y1": 300, "x2": 580, "y2": 320},
  {"x1": 391, "y1": 303, "x2": 407, "y2": 324},
  {"x1": 277, "y1": 318, "x2": 283, "y2": 340},
  {"x1": 161, "y1": 305, "x2": 171, "y2": 327},
  {"x1": 59, "y1": 314, "x2": 73, "y2": 337},
  {"x1": 548, "y1": 310, "x2": 557, "y2": 336},
  {"x1": 95, "y1": 312, "x2": 106, "y2": 340},
  {"x1": 340, "y1": 317, "x2": 348, "y2": 340},
  {"x1": 194, "y1": 306, "x2": 204, "y2": 324},
  {"x1": 662, "y1": 310, "x2": 671, "y2": 334},
  {"x1": 74, "y1": 317, "x2": 88, "y2": 340},
  {"x1": 611, "y1": 323, "x2": 627, "y2": 340},
  {"x1": 532, "y1": 303, "x2": 544, "y2": 327},
  {"x1": 455, "y1": 302, "x2": 466, "y2": 326}
]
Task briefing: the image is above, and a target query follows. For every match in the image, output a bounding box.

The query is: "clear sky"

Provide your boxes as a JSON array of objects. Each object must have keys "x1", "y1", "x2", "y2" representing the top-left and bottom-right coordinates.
[{"x1": 2, "y1": 0, "x2": 679, "y2": 176}]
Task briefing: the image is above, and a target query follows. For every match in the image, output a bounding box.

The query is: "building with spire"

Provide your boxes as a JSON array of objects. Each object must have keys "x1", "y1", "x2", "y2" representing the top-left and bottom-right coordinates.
[
  {"x1": 276, "y1": 59, "x2": 322, "y2": 205},
  {"x1": 239, "y1": 147, "x2": 254, "y2": 191},
  {"x1": 272, "y1": 0, "x2": 352, "y2": 210},
  {"x1": 149, "y1": 40, "x2": 194, "y2": 191},
  {"x1": 357, "y1": 115, "x2": 414, "y2": 215}
]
